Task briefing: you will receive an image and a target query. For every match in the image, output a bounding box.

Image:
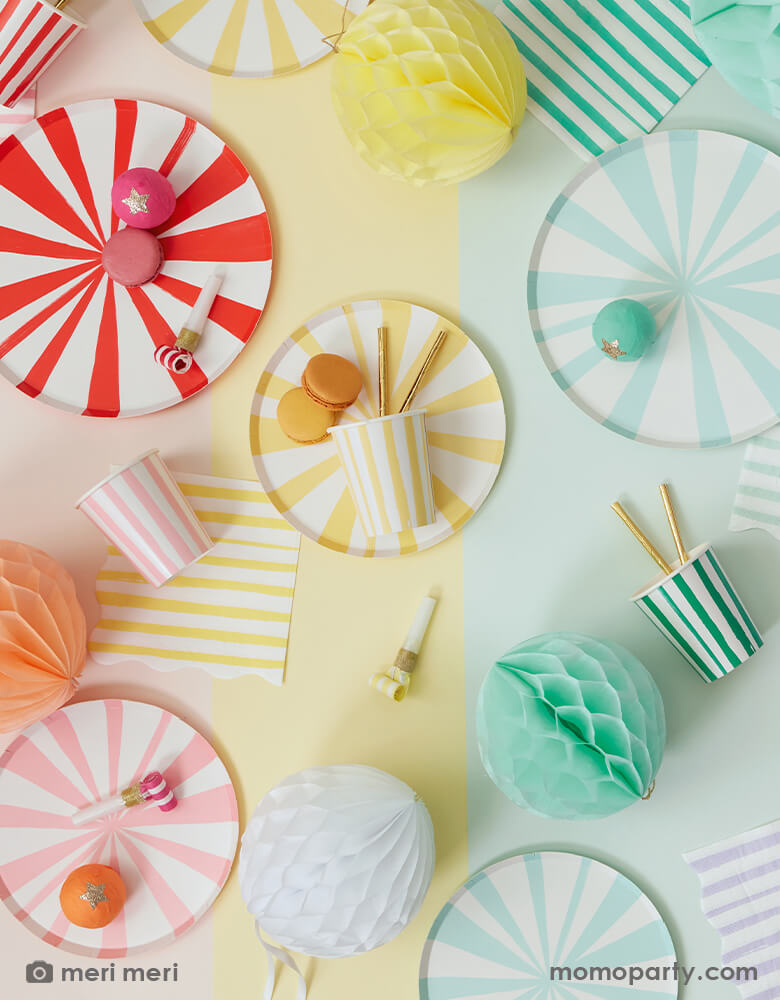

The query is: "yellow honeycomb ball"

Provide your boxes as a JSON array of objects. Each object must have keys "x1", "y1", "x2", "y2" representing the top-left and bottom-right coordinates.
[{"x1": 331, "y1": 0, "x2": 527, "y2": 186}]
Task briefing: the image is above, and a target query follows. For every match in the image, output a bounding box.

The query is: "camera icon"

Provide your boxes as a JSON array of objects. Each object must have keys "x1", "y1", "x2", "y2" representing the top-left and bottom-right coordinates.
[{"x1": 26, "y1": 961, "x2": 54, "y2": 984}]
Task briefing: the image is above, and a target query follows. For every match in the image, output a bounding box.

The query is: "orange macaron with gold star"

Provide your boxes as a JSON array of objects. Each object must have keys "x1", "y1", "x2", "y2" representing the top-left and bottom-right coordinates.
[{"x1": 60, "y1": 864, "x2": 126, "y2": 929}]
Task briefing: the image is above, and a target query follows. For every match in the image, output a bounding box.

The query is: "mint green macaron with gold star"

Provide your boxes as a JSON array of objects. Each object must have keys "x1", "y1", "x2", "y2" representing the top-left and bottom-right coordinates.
[{"x1": 593, "y1": 298, "x2": 656, "y2": 362}]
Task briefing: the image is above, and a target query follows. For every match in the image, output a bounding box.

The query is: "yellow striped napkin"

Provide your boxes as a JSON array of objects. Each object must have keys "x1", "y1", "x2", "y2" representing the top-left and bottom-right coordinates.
[{"x1": 88, "y1": 472, "x2": 301, "y2": 683}]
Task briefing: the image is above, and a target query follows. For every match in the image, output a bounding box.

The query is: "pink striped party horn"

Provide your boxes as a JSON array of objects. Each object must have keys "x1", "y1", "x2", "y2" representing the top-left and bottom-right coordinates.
[
  {"x1": 140, "y1": 771, "x2": 177, "y2": 812},
  {"x1": 75, "y1": 449, "x2": 213, "y2": 587},
  {"x1": 71, "y1": 772, "x2": 176, "y2": 826},
  {"x1": 0, "y1": 0, "x2": 86, "y2": 109}
]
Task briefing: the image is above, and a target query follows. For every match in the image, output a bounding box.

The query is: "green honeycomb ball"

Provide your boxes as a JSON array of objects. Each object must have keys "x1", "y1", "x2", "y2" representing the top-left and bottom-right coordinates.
[{"x1": 476, "y1": 633, "x2": 666, "y2": 820}]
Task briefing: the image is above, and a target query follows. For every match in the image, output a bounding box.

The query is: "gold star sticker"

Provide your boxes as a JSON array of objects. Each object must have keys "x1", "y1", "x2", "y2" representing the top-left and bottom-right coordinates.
[
  {"x1": 79, "y1": 881, "x2": 107, "y2": 910},
  {"x1": 601, "y1": 338, "x2": 626, "y2": 360},
  {"x1": 122, "y1": 187, "x2": 150, "y2": 215}
]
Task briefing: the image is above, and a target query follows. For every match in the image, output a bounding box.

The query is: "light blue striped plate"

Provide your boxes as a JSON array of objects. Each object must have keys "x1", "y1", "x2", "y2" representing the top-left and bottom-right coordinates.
[
  {"x1": 419, "y1": 852, "x2": 677, "y2": 999},
  {"x1": 528, "y1": 129, "x2": 780, "y2": 449}
]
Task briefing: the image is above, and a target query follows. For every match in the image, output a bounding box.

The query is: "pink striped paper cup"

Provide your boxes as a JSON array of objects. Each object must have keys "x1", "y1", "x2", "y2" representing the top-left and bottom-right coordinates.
[
  {"x1": 75, "y1": 450, "x2": 213, "y2": 587},
  {"x1": 0, "y1": 0, "x2": 85, "y2": 109}
]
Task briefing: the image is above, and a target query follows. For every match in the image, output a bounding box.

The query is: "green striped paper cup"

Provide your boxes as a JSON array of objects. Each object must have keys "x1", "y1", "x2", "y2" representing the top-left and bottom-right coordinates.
[{"x1": 631, "y1": 543, "x2": 762, "y2": 683}]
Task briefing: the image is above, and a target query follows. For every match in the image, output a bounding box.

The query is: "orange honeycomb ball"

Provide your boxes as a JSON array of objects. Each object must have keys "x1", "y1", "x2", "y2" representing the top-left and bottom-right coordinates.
[{"x1": 59, "y1": 864, "x2": 126, "y2": 929}]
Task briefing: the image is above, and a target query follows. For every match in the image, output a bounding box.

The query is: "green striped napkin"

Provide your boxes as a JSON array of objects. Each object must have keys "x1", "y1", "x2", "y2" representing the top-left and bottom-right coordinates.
[
  {"x1": 494, "y1": 0, "x2": 710, "y2": 159},
  {"x1": 731, "y1": 425, "x2": 780, "y2": 540}
]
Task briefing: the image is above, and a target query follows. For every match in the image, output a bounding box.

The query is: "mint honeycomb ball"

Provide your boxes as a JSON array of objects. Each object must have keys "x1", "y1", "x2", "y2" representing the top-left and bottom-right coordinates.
[{"x1": 476, "y1": 633, "x2": 666, "y2": 820}]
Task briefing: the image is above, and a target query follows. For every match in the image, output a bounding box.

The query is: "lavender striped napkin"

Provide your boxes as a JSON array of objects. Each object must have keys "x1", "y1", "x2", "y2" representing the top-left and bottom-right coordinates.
[{"x1": 685, "y1": 820, "x2": 780, "y2": 998}]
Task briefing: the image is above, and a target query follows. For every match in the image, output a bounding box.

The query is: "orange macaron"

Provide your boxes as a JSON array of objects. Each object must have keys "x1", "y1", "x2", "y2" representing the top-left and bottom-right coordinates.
[
  {"x1": 277, "y1": 387, "x2": 336, "y2": 444},
  {"x1": 302, "y1": 354, "x2": 363, "y2": 411},
  {"x1": 60, "y1": 864, "x2": 126, "y2": 929}
]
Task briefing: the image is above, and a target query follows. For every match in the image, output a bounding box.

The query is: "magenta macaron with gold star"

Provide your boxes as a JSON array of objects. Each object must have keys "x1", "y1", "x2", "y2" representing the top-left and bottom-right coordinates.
[{"x1": 111, "y1": 166, "x2": 176, "y2": 229}]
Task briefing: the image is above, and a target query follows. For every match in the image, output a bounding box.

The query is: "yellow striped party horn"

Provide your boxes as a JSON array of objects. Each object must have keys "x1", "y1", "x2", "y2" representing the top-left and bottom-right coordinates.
[{"x1": 369, "y1": 594, "x2": 438, "y2": 702}]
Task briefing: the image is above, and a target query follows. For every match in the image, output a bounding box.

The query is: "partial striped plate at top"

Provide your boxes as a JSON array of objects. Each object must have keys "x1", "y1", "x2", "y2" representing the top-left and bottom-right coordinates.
[
  {"x1": 420, "y1": 852, "x2": 678, "y2": 1000},
  {"x1": 250, "y1": 299, "x2": 506, "y2": 558},
  {"x1": 529, "y1": 130, "x2": 780, "y2": 448},
  {"x1": 132, "y1": 0, "x2": 369, "y2": 78},
  {"x1": 0, "y1": 699, "x2": 238, "y2": 957}
]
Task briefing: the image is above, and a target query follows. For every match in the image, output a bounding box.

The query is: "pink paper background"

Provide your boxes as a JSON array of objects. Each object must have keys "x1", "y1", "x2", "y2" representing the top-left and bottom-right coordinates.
[{"x1": 0, "y1": 0, "x2": 219, "y2": 992}]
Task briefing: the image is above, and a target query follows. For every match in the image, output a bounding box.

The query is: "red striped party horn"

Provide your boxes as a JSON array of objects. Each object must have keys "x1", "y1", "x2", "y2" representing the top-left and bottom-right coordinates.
[
  {"x1": 154, "y1": 344, "x2": 194, "y2": 374},
  {"x1": 140, "y1": 771, "x2": 177, "y2": 812},
  {"x1": 154, "y1": 267, "x2": 224, "y2": 373},
  {"x1": 0, "y1": 0, "x2": 85, "y2": 109},
  {"x1": 75, "y1": 449, "x2": 213, "y2": 587}
]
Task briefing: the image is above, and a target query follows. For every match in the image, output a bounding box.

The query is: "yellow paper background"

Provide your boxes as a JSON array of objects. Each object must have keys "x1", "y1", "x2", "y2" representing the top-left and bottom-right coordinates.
[{"x1": 210, "y1": 60, "x2": 465, "y2": 999}]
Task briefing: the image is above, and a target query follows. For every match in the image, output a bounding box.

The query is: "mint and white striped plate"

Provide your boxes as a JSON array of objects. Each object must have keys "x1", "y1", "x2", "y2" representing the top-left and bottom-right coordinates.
[
  {"x1": 529, "y1": 130, "x2": 780, "y2": 448},
  {"x1": 419, "y1": 852, "x2": 677, "y2": 999},
  {"x1": 632, "y1": 543, "x2": 762, "y2": 683}
]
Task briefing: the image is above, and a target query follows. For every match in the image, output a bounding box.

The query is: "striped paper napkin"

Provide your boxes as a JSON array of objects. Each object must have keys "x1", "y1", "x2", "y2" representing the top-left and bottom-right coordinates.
[
  {"x1": 89, "y1": 472, "x2": 301, "y2": 684},
  {"x1": 0, "y1": 85, "x2": 34, "y2": 142},
  {"x1": 685, "y1": 820, "x2": 780, "y2": 998},
  {"x1": 494, "y1": 0, "x2": 709, "y2": 159},
  {"x1": 731, "y1": 425, "x2": 780, "y2": 541}
]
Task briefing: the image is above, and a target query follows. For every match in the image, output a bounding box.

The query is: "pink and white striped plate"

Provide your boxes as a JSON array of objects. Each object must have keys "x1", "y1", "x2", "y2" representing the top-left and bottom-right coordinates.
[
  {"x1": 0, "y1": 98, "x2": 273, "y2": 416},
  {"x1": 0, "y1": 699, "x2": 238, "y2": 956}
]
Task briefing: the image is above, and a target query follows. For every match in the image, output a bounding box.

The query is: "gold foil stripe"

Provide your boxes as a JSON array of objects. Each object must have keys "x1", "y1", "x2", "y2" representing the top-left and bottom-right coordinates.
[
  {"x1": 121, "y1": 783, "x2": 143, "y2": 807},
  {"x1": 394, "y1": 648, "x2": 418, "y2": 673}
]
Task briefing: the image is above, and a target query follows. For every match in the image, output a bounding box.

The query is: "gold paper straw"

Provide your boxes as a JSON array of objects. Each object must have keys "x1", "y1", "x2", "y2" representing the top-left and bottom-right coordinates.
[
  {"x1": 378, "y1": 326, "x2": 388, "y2": 417},
  {"x1": 611, "y1": 502, "x2": 672, "y2": 575},
  {"x1": 400, "y1": 330, "x2": 447, "y2": 413},
  {"x1": 659, "y1": 483, "x2": 688, "y2": 565}
]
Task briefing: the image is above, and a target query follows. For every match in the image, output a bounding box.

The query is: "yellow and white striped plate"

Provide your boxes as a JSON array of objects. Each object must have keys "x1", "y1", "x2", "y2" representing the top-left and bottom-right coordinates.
[
  {"x1": 250, "y1": 300, "x2": 506, "y2": 558},
  {"x1": 132, "y1": 0, "x2": 368, "y2": 78}
]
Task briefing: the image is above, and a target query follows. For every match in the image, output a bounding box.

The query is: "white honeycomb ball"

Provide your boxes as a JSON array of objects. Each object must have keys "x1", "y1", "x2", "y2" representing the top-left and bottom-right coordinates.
[{"x1": 239, "y1": 765, "x2": 435, "y2": 957}]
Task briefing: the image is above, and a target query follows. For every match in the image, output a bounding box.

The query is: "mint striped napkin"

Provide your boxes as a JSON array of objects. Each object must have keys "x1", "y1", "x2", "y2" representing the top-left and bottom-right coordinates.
[
  {"x1": 494, "y1": 0, "x2": 710, "y2": 159},
  {"x1": 685, "y1": 820, "x2": 780, "y2": 999},
  {"x1": 731, "y1": 425, "x2": 780, "y2": 540}
]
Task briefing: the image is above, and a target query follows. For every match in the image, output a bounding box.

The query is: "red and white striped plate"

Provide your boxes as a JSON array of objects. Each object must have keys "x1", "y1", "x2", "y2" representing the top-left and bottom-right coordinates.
[
  {"x1": 0, "y1": 99, "x2": 273, "y2": 416},
  {"x1": 0, "y1": 699, "x2": 239, "y2": 956}
]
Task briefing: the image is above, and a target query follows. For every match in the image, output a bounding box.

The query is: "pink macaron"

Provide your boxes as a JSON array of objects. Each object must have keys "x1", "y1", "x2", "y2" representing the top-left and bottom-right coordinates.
[
  {"x1": 111, "y1": 167, "x2": 176, "y2": 230},
  {"x1": 101, "y1": 229, "x2": 164, "y2": 287}
]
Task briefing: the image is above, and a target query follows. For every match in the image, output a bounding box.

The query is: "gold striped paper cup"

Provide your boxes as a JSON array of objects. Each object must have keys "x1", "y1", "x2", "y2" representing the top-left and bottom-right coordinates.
[
  {"x1": 631, "y1": 543, "x2": 763, "y2": 683},
  {"x1": 328, "y1": 411, "x2": 436, "y2": 537}
]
